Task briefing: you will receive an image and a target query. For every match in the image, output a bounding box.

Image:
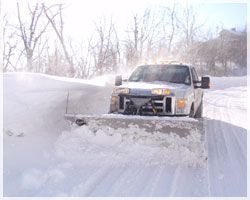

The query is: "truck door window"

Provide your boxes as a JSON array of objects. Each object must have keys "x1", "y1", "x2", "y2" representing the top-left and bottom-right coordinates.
[{"x1": 191, "y1": 68, "x2": 199, "y2": 82}]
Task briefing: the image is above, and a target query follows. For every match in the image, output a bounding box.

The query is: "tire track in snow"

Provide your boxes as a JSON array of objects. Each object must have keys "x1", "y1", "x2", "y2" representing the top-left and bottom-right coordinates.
[
  {"x1": 203, "y1": 118, "x2": 211, "y2": 196},
  {"x1": 224, "y1": 92, "x2": 247, "y2": 160},
  {"x1": 108, "y1": 143, "x2": 169, "y2": 196},
  {"x1": 85, "y1": 151, "x2": 144, "y2": 196},
  {"x1": 109, "y1": 165, "x2": 146, "y2": 196},
  {"x1": 70, "y1": 143, "x2": 149, "y2": 196},
  {"x1": 147, "y1": 165, "x2": 165, "y2": 196},
  {"x1": 70, "y1": 164, "x2": 115, "y2": 196},
  {"x1": 216, "y1": 90, "x2": 246, "y2": 165},
  {"x1": 208, "y1": 94, "x2": 232, "y2": 192},
  {"x1": 90, "y1": 166, "x2": 130, "y2": 196},
  {"x1": 204, "y1": 86, "x2": 247, "y2": 196},
  {"x1": 168, "y1": 166, "x2": 182, "y2": 197},
  {"x1": 69, "y1": 146, "x2": 125, "y2": 196},
  {"x1": 219, "y1": 93, "x2": 247, "y2": 194},
  {"x1": 108, "y1": 145, "x2": 154, "y2": 196},
  {"x1": 205, "y1": 101, "x2": 229, "y2": 195},
  {"x1": 204, "y1": 92, "x2": 229, "y2": 195}
]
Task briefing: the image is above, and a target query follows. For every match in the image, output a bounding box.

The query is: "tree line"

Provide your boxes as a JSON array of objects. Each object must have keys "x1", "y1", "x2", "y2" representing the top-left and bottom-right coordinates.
[{"x1": 3, "y1": 2, "x2": 247, "y2": 78}]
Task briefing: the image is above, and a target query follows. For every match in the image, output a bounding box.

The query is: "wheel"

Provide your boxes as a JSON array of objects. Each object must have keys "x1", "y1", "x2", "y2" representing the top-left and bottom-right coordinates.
[
  {"x1": 194, "y1": 100, "x2": 203, "y2": 118},
  {"x1": 189, "y1": 103, "x2": 195, "y2": 118}
]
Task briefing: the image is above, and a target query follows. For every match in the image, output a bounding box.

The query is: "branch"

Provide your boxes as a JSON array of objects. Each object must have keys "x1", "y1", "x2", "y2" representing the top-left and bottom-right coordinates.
[{"x1": 17, "y1": 3, "x2": 28, "y2": 50}]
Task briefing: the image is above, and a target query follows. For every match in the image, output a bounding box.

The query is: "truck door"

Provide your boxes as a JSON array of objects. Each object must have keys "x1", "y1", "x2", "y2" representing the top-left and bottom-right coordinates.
[{"x1": 191, "y1": 68, "x2": 202, "y2": 111}]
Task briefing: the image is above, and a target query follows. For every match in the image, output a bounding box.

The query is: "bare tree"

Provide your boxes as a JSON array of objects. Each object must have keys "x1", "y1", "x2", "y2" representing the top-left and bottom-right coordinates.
[
  {"x1": 216, "y1": 28, "x2": 247, "y2": 75},
  {"x1": 44, "y1": 39, "x2": 70, "y2": 76},
  {"x1": 32, "y1": 36, "x2": 49, "y2": 72},
  {"x1": 70, "y1": 37, "x2": 95, "y2": 79},
  {"x1": 3, "y1": 13, "x2": 20, "y2": 71},
  {"x1": 91, "y1": 17, "x2": 120, "y2": 75},
  {"x1": 4, "y1": 1, "x2": 245, "y2": 78},
  {"x1": 233, "y1": 27, "x2": 247, "y2": 69},
  {"x1": 184, "y1": 26, "x2": 247, "y2": 76},
  {"x1": 43, "y1": 3, "x2": 75, "y2": 77},
  {"x1": 159, "y1": 3, "x2": 179, "y2": 55},
  {"x1": 17, "y1": 3, "x2": 50, "y2": 71},
  {"x1": 124, "y1": 7, "x2": 163, "y2": 67},
  {"x1": 178, "y1": 4, "x2": 201, "y2": 52}
]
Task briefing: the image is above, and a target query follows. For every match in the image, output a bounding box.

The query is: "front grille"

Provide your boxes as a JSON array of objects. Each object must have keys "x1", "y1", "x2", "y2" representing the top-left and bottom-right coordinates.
[
  {"x1": 154, "y1": 102, "x2": 163, "y2": 107},
  {"x1": 118, "y1": 95, "x2": 173, "y2": 115},
  {"x1": 119, "y1": 96, "x2": 124, "y2": 110},
  {"x1": 165, "y1": 98, "x2": 172, "y2": 113}
]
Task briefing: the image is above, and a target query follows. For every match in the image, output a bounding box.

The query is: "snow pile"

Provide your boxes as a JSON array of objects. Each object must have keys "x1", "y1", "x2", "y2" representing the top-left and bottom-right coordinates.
[
  {"x1": 3, "y1": 72, "x2": 113, "y2": 136},
  {"x1": 54, "y1": 124, "x2": 206, "y2": 168}
]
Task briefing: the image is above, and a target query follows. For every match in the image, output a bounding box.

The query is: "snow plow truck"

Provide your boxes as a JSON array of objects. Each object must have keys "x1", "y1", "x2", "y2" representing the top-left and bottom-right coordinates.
[{"x1": 65, "y1": 61, "x2": 210, "y2": 148}]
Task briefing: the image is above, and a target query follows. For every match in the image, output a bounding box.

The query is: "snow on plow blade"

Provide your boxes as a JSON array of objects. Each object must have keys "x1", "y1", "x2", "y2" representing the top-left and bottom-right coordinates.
[
  {"x1": 64, "y1": 114, "x2": 206, "y2": 164},
  {"x1": 65, "y1": 114, "x2": 204, "y2": 142}
]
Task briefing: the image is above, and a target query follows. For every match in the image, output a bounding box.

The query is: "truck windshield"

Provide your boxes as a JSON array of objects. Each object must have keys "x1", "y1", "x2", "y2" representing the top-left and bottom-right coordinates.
[{"x1": 128, "y1": 65, "x2": 191, "y2": 84}]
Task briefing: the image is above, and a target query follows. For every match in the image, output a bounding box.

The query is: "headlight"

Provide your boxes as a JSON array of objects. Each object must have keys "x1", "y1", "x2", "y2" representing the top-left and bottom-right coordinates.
[
  {"x1": 113, "y1": 88, "x2": 129, "y2": 94},
  {"x1": 152, "y1": 89, "x2": 170, "y2": 95},
  {"x1": 152, "y1": 89, "x2": 162, "y2": 95}
]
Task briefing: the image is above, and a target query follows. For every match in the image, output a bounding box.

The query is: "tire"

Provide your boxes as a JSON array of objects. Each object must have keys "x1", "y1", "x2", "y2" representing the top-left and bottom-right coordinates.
[
  {"x1": 194, "y1": 100, "x2": 203, "y2": 118},
  {"x1": 189, "y1": 103, "x2": 195, "y2": 118}
]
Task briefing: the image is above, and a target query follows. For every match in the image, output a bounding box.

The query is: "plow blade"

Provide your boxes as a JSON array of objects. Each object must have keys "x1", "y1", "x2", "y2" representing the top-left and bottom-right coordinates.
[
  {"x1": 65, "y1": 113, "x2": 204, "y2": 139},
  {"x1": 64, "y1": 113, "x2": 206, "y2": 165}
]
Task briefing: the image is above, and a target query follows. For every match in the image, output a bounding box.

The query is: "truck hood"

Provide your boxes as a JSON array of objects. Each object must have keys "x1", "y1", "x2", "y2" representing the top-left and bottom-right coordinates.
[{"x1": 119, "y1": 81, "x2": 190, "y2": 91}]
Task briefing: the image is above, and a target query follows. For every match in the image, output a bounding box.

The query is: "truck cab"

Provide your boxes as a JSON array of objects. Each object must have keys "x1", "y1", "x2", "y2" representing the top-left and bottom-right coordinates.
[{"x1": 109, "y1": 62, "x2": 210, "y2": 118}]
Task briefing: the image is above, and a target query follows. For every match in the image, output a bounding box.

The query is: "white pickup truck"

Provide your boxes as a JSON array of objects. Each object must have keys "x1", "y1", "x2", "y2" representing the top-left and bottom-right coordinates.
[{"x1": 109, "y1": 62, "x2": 210, "y2": 118}]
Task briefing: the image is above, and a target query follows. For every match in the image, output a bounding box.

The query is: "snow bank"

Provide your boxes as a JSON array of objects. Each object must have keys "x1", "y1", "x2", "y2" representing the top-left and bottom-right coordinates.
[
  {"x1": 3, "y1": 72, "x2": 114, "y2": 196},
  {"x1": 208, "y1": 76, "x2": 246, "y2": 90},
  {"x1": 3, "y1": 72, "x2": 113, "y2": 136}
]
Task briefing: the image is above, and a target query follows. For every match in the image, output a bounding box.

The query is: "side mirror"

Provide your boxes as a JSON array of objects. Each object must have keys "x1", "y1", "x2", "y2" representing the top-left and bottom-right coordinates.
[
  {"x1": 193, "y1": 80, "x2": 201, "y2": 88},
  {"x1": 115, "y1": 75, "x2": 122, "y2": 86},
  {"x1": 201, "y1": 76, "x2": 210, "y2": 89}
]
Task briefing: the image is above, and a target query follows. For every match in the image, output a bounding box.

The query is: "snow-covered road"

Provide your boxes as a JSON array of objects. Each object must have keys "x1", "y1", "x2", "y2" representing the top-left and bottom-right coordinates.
[
  {"x1": 3, "y1": 73, "x2": 247, "y2": 197},
  {"x1": 203, "y1": 78, "x2": 247, "y2": 196}
]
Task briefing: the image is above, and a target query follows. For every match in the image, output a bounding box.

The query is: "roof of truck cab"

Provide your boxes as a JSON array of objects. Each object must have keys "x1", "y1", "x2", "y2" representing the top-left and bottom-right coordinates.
[{"x1": 137, "y1": 63, "x2": 192, "y2": 68}]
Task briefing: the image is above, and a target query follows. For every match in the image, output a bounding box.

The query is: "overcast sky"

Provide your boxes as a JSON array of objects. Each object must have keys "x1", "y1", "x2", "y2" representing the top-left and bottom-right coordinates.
[
  {"x1": 2, "y1": 0, "x2": 248, "y2": 41},
  {"x1": 196, "y1": 2, "x2": 247, "y2": 29},
  {"x1": 63, "y1": 0, "x2": 247, "y2": 37}
]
